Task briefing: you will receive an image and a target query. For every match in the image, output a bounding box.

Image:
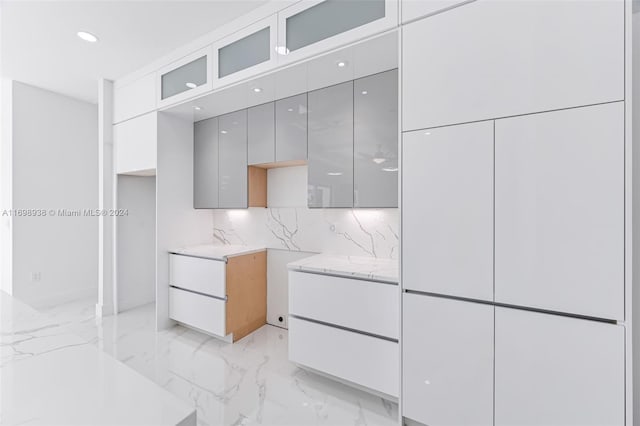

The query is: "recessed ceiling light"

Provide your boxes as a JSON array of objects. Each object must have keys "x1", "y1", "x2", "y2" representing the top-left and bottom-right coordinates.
[
  {"x1": 274, "y1": 45, "x2": 290, "y2": 56},
  {"x1": 373, "y1": 158, "x2": 386, "y2": 164},
  {"x1": 220, "y1": 130, "x2": 228, "y2": 134},
  {"x1": 287, "y1": 108, "x2": 294, "y2": 112},
  {"x1": 424, "y1": 131, "x2": 431, "y2": 136},
  {"x1": 77, "y1": 31, "x2": 98, "y2": 43},
  {"x1": 185, "y1": 82, "x2": 197, "y2": 89},
  {"x1": 193, "y1": 106, "x2": 202, "y2": 111},
  {"x1": 382, "y1": 167, "x2": 398, "y2": 172},
  {"x1": 361, "y1": 91, "x2": 368, "y2": 95},
  {"x1": 337, "y1": 61, "x2": 347, "y2": 68},
  {"x1": 253, "y1": 87, "x2": 262, "y2": 93},
  {"x1": 327, "y1": 172, "x2": 343, "y2": 176}
]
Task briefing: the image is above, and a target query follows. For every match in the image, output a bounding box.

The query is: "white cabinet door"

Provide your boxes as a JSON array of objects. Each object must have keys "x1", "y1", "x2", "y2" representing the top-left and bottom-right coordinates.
[
  {"x1": 169, "y1": 254, "x2": 226, "y2": 298},
  {"x1": 113, "y1": 73, "x2": 156, "y2": 124},
  {"x1": 289, "y1": 317, "x2": 398, "y2": 397},
  {"x1": 495, "y1": 308, "x2": 624, "y2": 426},
  {"x1": 114, "y1": 112, "x2": 157, "y2": 175},
  {"x1": 289, "y1": 271, "x2": 399, "y2": 339},
  {"x1": 495, "y1": 102, "x2": 624, "y2": 320},
  {"x1": 169, "y1": 287, "x2": 226, "y2": 337},
  {"x1": 403, "y1": 293, "x2": 493, "y2": 425},
  {"x1": 402, "y1": 0, "x2": 624, "y2": 130},
  {"x1": 403, "y1": 121, "x2": 493, "y2": 301},
  {"x1": 402, "y1": 0, "x2": 473, "y2": 23}
]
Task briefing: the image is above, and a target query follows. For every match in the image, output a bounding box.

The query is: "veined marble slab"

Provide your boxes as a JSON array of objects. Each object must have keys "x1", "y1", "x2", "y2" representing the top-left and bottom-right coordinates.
[
  {"x1": 0, "y1": 291, "x2": 196, "y2": 426},
  {"x1": 287, "y1": 254, "x2": 399, "y2": 283},
  {"x1": 169, "y1": 244, "x2": 266, "y2": 261}
]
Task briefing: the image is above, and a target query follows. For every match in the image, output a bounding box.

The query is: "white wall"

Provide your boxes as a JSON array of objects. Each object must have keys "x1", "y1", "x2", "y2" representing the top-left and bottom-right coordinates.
[
  {"x1": 117, "y1": 175, "x2": 155, "y2": 312},
  {"x1": 0, "y1": 79, "x2": 14, "y2": 295},
  {"x1": 10, "y1": 82, "x2": 98, "y2": 307}
]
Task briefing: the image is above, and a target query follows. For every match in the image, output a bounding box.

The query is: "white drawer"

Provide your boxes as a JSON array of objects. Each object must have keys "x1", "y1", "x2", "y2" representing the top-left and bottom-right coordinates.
[
  {"x1": 289, "y1": 271, "x2": 398, "y2": 339},
  {"x1": 169, "y1": 287, "x2": 226, "y2": 337},
  {"x1": 289, "y1": 317, "x2": 398, "y2": 397},
  {"x1": 169, "y1": 254, "x2": 225, "y2": 298}
]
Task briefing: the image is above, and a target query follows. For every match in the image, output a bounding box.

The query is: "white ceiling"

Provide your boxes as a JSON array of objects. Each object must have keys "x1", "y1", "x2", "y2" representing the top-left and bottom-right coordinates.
[{"x1": 0, "y1": 0, "x2": 269, "y2": 103}]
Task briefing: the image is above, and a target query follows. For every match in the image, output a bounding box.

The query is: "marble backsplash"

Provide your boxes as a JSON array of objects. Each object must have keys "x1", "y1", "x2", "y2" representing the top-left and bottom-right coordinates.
[{"x1": 212, "y1": 207, "x2": 399, "y2": 259}]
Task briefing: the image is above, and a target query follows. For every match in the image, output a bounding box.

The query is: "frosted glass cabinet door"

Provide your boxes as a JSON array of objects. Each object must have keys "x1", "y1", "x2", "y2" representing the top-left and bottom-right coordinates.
[
  {"x1": 495, "y1": 102, "x2": 624, "y2": 320},
  {"x1": 218, "y1": 110, "x2": 248, "y2": 208},
  {"x1": 248, "y1": 102, "x2": 275, "y2": 165},
  {"x1": 403, "y1": 293, "x2": 494, "y2": 426},
  {"x1": 402, "y1": 0, "x2": 623, "y2": 130},
  {"x1": 193, "y1": 117, "x2": 219, "y2": 208},
  {"x1": 495, "y1": 308, "x2": 624, "y2": 426},
  {"x1": 402, "y1": 121, "x2": 493, "y2": 301},
  {"x1": 354, "y1": 69, "x2": 398, "y2": 208},
  {"x1": 308, "y1": 81, "x2": 354, "y2": 208},
  {"x1": 275, "y1": 93, "x2": 308, "y2": 162}
]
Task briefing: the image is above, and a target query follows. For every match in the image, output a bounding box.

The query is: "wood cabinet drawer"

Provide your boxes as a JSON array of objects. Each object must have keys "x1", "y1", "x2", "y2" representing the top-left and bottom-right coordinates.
[
  {"x1": 169, "y1": 287, "x2": 226, "y2": 337},
  {"x1": 289, "y1": 317, "x2": 398, "y2": 397},
  {"x1": 169, "y1": 254, "x2": 225, "y2": 298},
  {"x1": 289, "y1": 271, "x2": 398, "y2": 339}
]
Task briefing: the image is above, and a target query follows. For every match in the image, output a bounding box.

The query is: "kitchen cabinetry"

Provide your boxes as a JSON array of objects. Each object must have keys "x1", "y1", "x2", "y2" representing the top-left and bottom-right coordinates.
[
  {"x1": 157, "y1": 47, "x2": 212, "y2": 107},
  {"x1": 308, "y1": 81, "x2": 354, "y2": 208},
  {"x1": 275, "y1": 93, "x2": 307, "y2": 163},
  {"x1": 354, "y1": 69, "x2": 398, "y2": 208},
  {"x1": 194, "y1": 113, "x2": 266, "y2": 209},
  {"x1": 401, "y1": 0, "x2": 472, "y2": 23},
  {"x1": 248, "y1": 102, "x2": 275, "y2": 165},
  {"x1": 495, "y1": 308, "x2": 624, "y2": 425},
  {"x1": 168, "y1": 251, "x2": 267, "y2": 342},
  {"x1": 114, "y1": 111, "x2": 157, "y2": 175},
  {"x1": 402, "y1": 0, "x2": 624, "y2": 130},
  {"x1": 403, "y1": 121, "x2": 493, "y2": 301},
  {"x1": 403, "y1": 293, "x2": 494, "y2": 425},
  {"x1": 288, "y1": 266, "x2": 399, "y2": 398},
  {"x1": 495, "y1": 102, "x2": 624, "y2": 320}
]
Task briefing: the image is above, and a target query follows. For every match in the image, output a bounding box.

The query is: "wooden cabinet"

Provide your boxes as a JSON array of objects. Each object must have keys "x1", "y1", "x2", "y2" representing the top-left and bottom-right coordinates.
[
  {"x1": 495, "y1": 308, "x2": 624, "y2": 425},
  {"x1": 403, "y1": 293, "x2": 494, "y2": 426},
  {"x1": 248, "y1": 102, "x2": 275, "y2": 165},
  {"x1": 403, "y1": 121, "x2": 493, "y2": 301},
  {"x1": 275, "y1": 93, "x2": 308, "y2": 163},
  {"x1": 495, "y1": 102, "x2": 624, "y2": 320},
  {"x1": 402, "y1": 0, "x2": 624, "y2": 130},
  {"x1": 168, "y1": 251, "x2": 267, "y2": 342}
]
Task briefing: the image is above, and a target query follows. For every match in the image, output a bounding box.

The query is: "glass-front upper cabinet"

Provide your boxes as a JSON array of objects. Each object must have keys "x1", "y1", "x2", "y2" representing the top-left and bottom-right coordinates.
[
  {"x1": 157, "y1": 47, "x2": 212, "y2": 107},
  {"x1": 213, "y1": 16, "x2": 277, "y2": 86},
  {"x1": 277, "y1": 0, "x2": 398, "y2": 63}
]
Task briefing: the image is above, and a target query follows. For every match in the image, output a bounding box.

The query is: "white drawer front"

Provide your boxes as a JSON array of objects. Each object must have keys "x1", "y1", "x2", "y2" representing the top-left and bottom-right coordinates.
[
  {"x1": 289, "y1": 317, "x2": 398, "y2": 397},
  {"x1": 169, "y1": 287, "x2": 226, "y2": 337},
  {"x1": 169, "y1": 254, "x2": 225, "y2": 298},
  {"x1": 289, "y1": 271, "x2": 399, "y2": 339}
]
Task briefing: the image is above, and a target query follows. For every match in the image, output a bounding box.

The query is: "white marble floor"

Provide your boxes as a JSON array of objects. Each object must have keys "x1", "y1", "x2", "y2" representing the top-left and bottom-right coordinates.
[{"x1": 39, "y1": 298, "x2": 399, "y2": 426}]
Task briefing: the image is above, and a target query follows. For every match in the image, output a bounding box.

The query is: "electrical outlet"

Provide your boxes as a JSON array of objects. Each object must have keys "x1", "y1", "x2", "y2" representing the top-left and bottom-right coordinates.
[{"x1": 30, "y1": 272, "x2": 41, "y2": 282}]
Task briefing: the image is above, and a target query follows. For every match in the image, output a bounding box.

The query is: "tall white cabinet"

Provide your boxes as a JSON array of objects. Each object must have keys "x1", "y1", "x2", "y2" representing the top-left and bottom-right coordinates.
[{"x1": 400, "y1": 0, "x2": 630, "y2": 425}]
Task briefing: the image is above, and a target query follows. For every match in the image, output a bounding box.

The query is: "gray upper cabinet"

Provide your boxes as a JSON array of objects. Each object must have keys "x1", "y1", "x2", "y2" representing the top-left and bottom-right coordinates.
[
  {"x1": 308, "y1": 81, "x2": 354, "y2": 208},
  {"x1": 161, "y1": 55, "x2": 208, "y2": 100},
  {"x1": 194, "y1": 117, "x2": 219, "y2": 209},
  {"x1": 218, "y1": 110, "x2": 248, "y2": 208},
  {"x1": 248, "y1": 102, "x2": 275, "y2": 165},
  {"x1": 218, "y1": 26, "x2": 271, "y2": 79},
  {"x1": 276, "y1": 93, "x2": 308, "y2": 162},
  {"x1": 354, "y1": 69, "x2": 398, "y2": 208}
]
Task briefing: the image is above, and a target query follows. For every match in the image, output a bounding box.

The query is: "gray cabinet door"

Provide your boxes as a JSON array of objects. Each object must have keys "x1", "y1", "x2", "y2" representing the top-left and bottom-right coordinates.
[
  {"x1": 275, "y1": 93, "x2": 308, "y2": 162},
  {"x1": 308, "y1": 81, "x2": 354, "y2": 208},
  {"x1": 354, "y1": 69, "x2": 398, "y2": 208},
  {"x1": 193, "y1": 117, "x2": 219, "y2": 208},
  {"x1": 218, "y1": 110, "x2": 248, "y2": 208},
  {"x1": 248, "y1": 102, "x2": 275, "y2": 165}
]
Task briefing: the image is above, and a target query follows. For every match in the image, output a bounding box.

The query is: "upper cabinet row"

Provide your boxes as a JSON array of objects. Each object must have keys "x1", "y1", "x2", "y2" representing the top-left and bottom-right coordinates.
[
  {"x1": 194, "y1": 69, "x2": 398, "y2": 209},
  {"x1": 114, "y1": 0, "x2": 398, "y2": 123}
]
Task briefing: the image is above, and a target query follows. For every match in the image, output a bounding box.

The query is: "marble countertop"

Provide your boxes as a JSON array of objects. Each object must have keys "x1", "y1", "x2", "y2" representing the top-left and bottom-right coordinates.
[
  {"x1": 287, "y1": 254, "x2": 399, "y2": 283},
  {"x1": 0, "y1": 291, "x2": 196, "y2": 426},
  {"x1": 169, "y1": 244, "x2": 266, "y2": 261}
]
